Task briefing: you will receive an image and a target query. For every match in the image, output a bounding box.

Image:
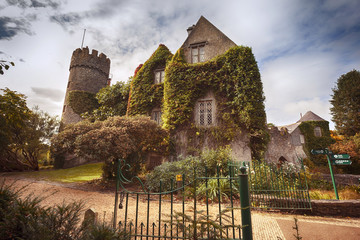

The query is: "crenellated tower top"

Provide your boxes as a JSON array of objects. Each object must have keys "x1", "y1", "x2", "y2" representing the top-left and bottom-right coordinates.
[{"x1": 70, "y1": 47, "x2": 110, "y2": 77}]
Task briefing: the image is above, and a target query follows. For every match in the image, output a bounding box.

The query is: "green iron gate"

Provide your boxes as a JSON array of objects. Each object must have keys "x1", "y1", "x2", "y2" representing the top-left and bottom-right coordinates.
[
  {"x1": 113, "y1": 159, "x2": 253, "y2": 240},
  {"x1": 230, "y1": 160, "x2": 311, "y2": 210}
]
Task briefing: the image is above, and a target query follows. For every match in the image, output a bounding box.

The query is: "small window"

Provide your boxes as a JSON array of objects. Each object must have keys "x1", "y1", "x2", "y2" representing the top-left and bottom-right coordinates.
[
  {"x1": 154, "y1": 70, "x2": 165, "y2": 84},
  {"x1": 63, "y1": 105, "x2": 66, "y2": 112},
  {"x1": 300, "y1": 134, "x2": 305, "y2": 144},
  {"x1": 67, "y1": 81, "x2": 71, "y2": 88},
  {"x1": 198, "y1": 100, "x2": 213, "y2": 126},
  {"x1": 191, "y1": 45, "x2": 205, "y2": 63},
  {"x1": 151, "y1": 110, "x2": 162, "y2": 125},
  {"x1": 314, "y1": 127, "x2": 322, "y2": 137}
]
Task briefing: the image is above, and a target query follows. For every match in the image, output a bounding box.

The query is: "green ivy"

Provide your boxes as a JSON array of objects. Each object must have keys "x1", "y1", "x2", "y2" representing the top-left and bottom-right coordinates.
[
  {"x1": 163, "y1": 46, "x2": 269, "y2": 159},
  {"x1": 68, "y1": 90, "x2": 99, "y2": 115},
  {"x1": 299, "y1": 121, "x2": 335, "y2": 165},
  {"x1": 127, "y1": 44, "x2": 173, "y2": 115}
]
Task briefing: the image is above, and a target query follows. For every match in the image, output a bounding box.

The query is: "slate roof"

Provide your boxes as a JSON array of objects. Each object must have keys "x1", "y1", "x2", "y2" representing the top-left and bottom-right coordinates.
[
  {"x1": 297, "y1": 111, "x2": 326, "y2": 123},
  {"x1": 278, "y1": 111, "x2": 326, "y2": 134}
]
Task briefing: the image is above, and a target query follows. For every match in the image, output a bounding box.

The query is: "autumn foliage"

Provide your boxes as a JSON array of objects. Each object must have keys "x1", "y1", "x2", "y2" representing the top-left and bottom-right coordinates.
[{"x1": 330, "y1": 133, "x2": 360, "y2": 174}]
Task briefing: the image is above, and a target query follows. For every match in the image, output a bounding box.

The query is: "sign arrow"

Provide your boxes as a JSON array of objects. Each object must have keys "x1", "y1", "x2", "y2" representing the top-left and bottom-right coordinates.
[
  {"x1": 331, "y1": 159, "x2": 352, "y2": 165},
  {"x1": 330, "y1": 154, "x2": 350, "y2": 160}
]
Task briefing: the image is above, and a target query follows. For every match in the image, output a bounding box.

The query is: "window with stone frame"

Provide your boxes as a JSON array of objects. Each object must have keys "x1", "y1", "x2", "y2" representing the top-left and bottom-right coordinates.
[
  {"x1": 314, "y1": 127, "x2": 322, "y2": 137},
  {"x1": 198, "y1": 99, "x2": 214, "y2": 126},
  {"x1": 151, "y1": 110, "x2": 162, "y2": 125},
  {"x1": 154, "y1": 69, "x2": 165, "y2": 84},
  {"x1": 191, "y1": 45, "x2": 205, "y2": 63}
]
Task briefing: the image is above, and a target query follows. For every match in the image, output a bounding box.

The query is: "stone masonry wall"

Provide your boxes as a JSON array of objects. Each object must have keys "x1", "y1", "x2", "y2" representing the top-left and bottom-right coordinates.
[
  {"x1": 61, "y1": 47, "x2": 110, "y2": 125},
  {"x1": 182, "y1": 16, "x2": 236, "y2": 63},
  {"x1": 265, "y1": 126, "x2": 307, "y2": 165}
]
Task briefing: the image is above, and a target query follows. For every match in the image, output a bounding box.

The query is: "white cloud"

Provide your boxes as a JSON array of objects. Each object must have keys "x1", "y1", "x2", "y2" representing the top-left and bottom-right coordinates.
[{"x1": 1, "y1": 0, "x2": 359, "y2": 131}]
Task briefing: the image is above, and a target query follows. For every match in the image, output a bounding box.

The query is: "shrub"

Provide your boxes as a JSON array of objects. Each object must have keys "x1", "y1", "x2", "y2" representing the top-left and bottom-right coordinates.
[
  {"x1": 51, "y1": 116, "x2": 168, "y2": 178},
  {"x1": 0, "y1": 180, "x2": 130, "y2": 240},
  {"x1": 146, "y1": 148, "x2": 232, "y2": 192},
  {"x1": 196, "y1": 176, "x2": 239, "y2": 202}
]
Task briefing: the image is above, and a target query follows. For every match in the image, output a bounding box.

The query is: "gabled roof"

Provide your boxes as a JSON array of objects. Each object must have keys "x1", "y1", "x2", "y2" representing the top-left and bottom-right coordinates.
[
  {"x1": 297, "y1": 111, "x2": 326, "y2": 123},
  {"x1": 278, "y1": 111, "x2": 327, "y2": 134},
  {"x1": 181, "y1": 16, "x2": 236, "y2": 48}
]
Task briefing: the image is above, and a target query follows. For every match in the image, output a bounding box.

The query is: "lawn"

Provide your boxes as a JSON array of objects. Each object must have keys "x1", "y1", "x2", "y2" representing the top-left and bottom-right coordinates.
[{"x1": 4, "y1": 162, "x2": 104, "y2": 183}]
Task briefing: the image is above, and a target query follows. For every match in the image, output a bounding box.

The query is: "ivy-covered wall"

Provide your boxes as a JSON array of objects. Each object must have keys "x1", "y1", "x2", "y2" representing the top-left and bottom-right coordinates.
[
  {"x1": 126, "y1": 44, "x2": 268, "y2": 160},
  {"x1": 127, "y1": 44, "x2": 173, "y2": 116},
  {"x1": 68, "y1": 90, "x2": 99, "y2": 115},
  {"x1": 163, "y1": 46, "x2": 268, "y2": 159},
  {"x1": 299, "y1": 121, "x2": 335, "y2": 165}
]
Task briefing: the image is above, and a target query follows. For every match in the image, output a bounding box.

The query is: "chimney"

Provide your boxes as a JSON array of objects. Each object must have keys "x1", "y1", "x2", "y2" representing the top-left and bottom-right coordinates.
[{"x1": 187, "y1": 24, "x2": 195, "y2": 35}]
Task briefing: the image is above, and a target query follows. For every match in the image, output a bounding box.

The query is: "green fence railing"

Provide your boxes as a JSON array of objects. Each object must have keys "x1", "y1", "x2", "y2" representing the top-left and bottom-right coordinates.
[
  {"x1": 229, "y1": 160, "x2": 311, "y2": 210},
  {"x1": 113, "y1": 159, "x2": 253, "y2": 240}
]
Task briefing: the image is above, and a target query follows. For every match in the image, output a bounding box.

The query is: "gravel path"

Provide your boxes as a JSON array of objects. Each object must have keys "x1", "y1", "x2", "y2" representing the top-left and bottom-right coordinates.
[{"x1": 3, "y1": 176, "x2": 360, "y2": 240}]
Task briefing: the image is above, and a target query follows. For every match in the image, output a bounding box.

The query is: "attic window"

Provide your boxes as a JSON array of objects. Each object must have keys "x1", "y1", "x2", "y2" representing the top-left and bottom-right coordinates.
[
  {"x1": 314, "y1": 127, "x2": 322, "y2": 137},
  {"x1": 191, "y1": 45, "x2": 205, "y2": 63},
  {"x1": 154, "y1": 69, "x2": 165, "y2": 84}
]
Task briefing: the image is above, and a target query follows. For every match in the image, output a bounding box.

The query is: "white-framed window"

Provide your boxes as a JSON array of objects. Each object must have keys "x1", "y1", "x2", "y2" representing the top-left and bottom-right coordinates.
[
  {"x1": 314, "y1": 127, "x2": 322, "y2": 137},
  {"x1": 191, "y1": 45, "x2": 205, "y2": 63},
  {"x1": 154, "y1": 70, "x2": 165, "y2": 84},
  {"x1": 151, "y1": 110, "x2": 162, "y2": 125},
  {"x1": 300, "y1": 134, "x2": 305, "y2": 144},
  {"x1": 198, "y1": 100, "x2": 213, "y2": 126}
]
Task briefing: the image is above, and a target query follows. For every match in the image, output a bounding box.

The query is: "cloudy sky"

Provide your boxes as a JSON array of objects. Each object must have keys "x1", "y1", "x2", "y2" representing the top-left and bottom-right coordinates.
[{"x1": 1, "y1": 0, "x2": 359, "y2": 129}]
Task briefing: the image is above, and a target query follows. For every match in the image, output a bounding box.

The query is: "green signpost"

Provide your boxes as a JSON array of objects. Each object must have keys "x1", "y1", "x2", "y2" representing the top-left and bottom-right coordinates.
[
  {"x1": 331, "y1": 159, "x2": 352, "y2": 165},
  {"x1": 311, "y1": 148, "x2": 351, "y2": 200}
]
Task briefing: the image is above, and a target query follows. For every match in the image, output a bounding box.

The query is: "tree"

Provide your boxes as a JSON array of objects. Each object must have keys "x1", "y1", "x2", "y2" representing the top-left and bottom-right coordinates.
[
  {"x1": 330, "y1": 133, "x2": 360, "y2": 174},
  {"x1": 82, "y1": 81, "x2": 130, "y2": 121},
  {"x1": 0, "y1": 88, "x2": 59, "y2": 171},
  {"x1": 330, "y1": 69, "x2": 360, "y2": 136},
  {"x1": 0, "y1": 60, "x2": 15, "y2": 75},
  {"x1": 51, "y1": 116, "x2": 168, "y2": 178}
]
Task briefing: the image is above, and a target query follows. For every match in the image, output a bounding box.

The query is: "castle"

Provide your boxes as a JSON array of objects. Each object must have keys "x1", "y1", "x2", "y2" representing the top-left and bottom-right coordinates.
[{"x1": 61, "y1": 16, "x2": 332, "y2": 167}]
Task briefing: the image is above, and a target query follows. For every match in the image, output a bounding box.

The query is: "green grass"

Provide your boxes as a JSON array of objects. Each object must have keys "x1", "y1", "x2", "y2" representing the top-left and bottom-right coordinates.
[{"x1": 6, "y1": 162, "x2": 104, "y2": 183}]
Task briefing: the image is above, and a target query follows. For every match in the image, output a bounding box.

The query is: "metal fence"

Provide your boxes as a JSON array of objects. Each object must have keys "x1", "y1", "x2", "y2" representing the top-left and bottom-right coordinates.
[
  {"x1": 113, "y1": 159, "x2": 253, "y2": 240},
  {"x1": 230, "y1": 160, "x2": 311, "y2": 210}
]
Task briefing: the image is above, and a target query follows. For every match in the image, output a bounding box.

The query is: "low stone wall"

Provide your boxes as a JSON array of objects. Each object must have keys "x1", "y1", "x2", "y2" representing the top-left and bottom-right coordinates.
[
  {"x1": 272, "y1": 199, "x2": 360, "y2": 218},
  {"x1": 321, "y1": 174, "x2": 360, "y2": 186},
  {"x1": 310, "y1": 199, "x2": 360, "y2": 218}
]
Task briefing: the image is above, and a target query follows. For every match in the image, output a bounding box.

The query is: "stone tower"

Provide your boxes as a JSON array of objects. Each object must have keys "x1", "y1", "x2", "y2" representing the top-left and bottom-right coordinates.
[{"x1": 61, "y1": 47, "x2": 111, "y2": 127}]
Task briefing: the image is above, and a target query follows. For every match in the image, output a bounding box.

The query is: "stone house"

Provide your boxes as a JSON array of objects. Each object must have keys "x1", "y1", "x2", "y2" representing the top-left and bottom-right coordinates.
[
  {"x1": 265, "y1": 111, "x2": 332, "y2": 165},
  {"x1": 127, "y1": 16, "x2": 267, "y2": 163}
]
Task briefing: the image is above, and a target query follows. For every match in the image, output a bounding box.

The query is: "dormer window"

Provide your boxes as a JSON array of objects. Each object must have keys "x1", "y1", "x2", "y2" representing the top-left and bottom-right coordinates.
[
  {"x1": 314, "y1": 127, "x2": 322, "y2": 137},
  {"x1": 154, "y1": 69, "x2": 165, "y2": 84},
  {"x1": 191, "y1": 45, "x2": 205, "y2": 63}
]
